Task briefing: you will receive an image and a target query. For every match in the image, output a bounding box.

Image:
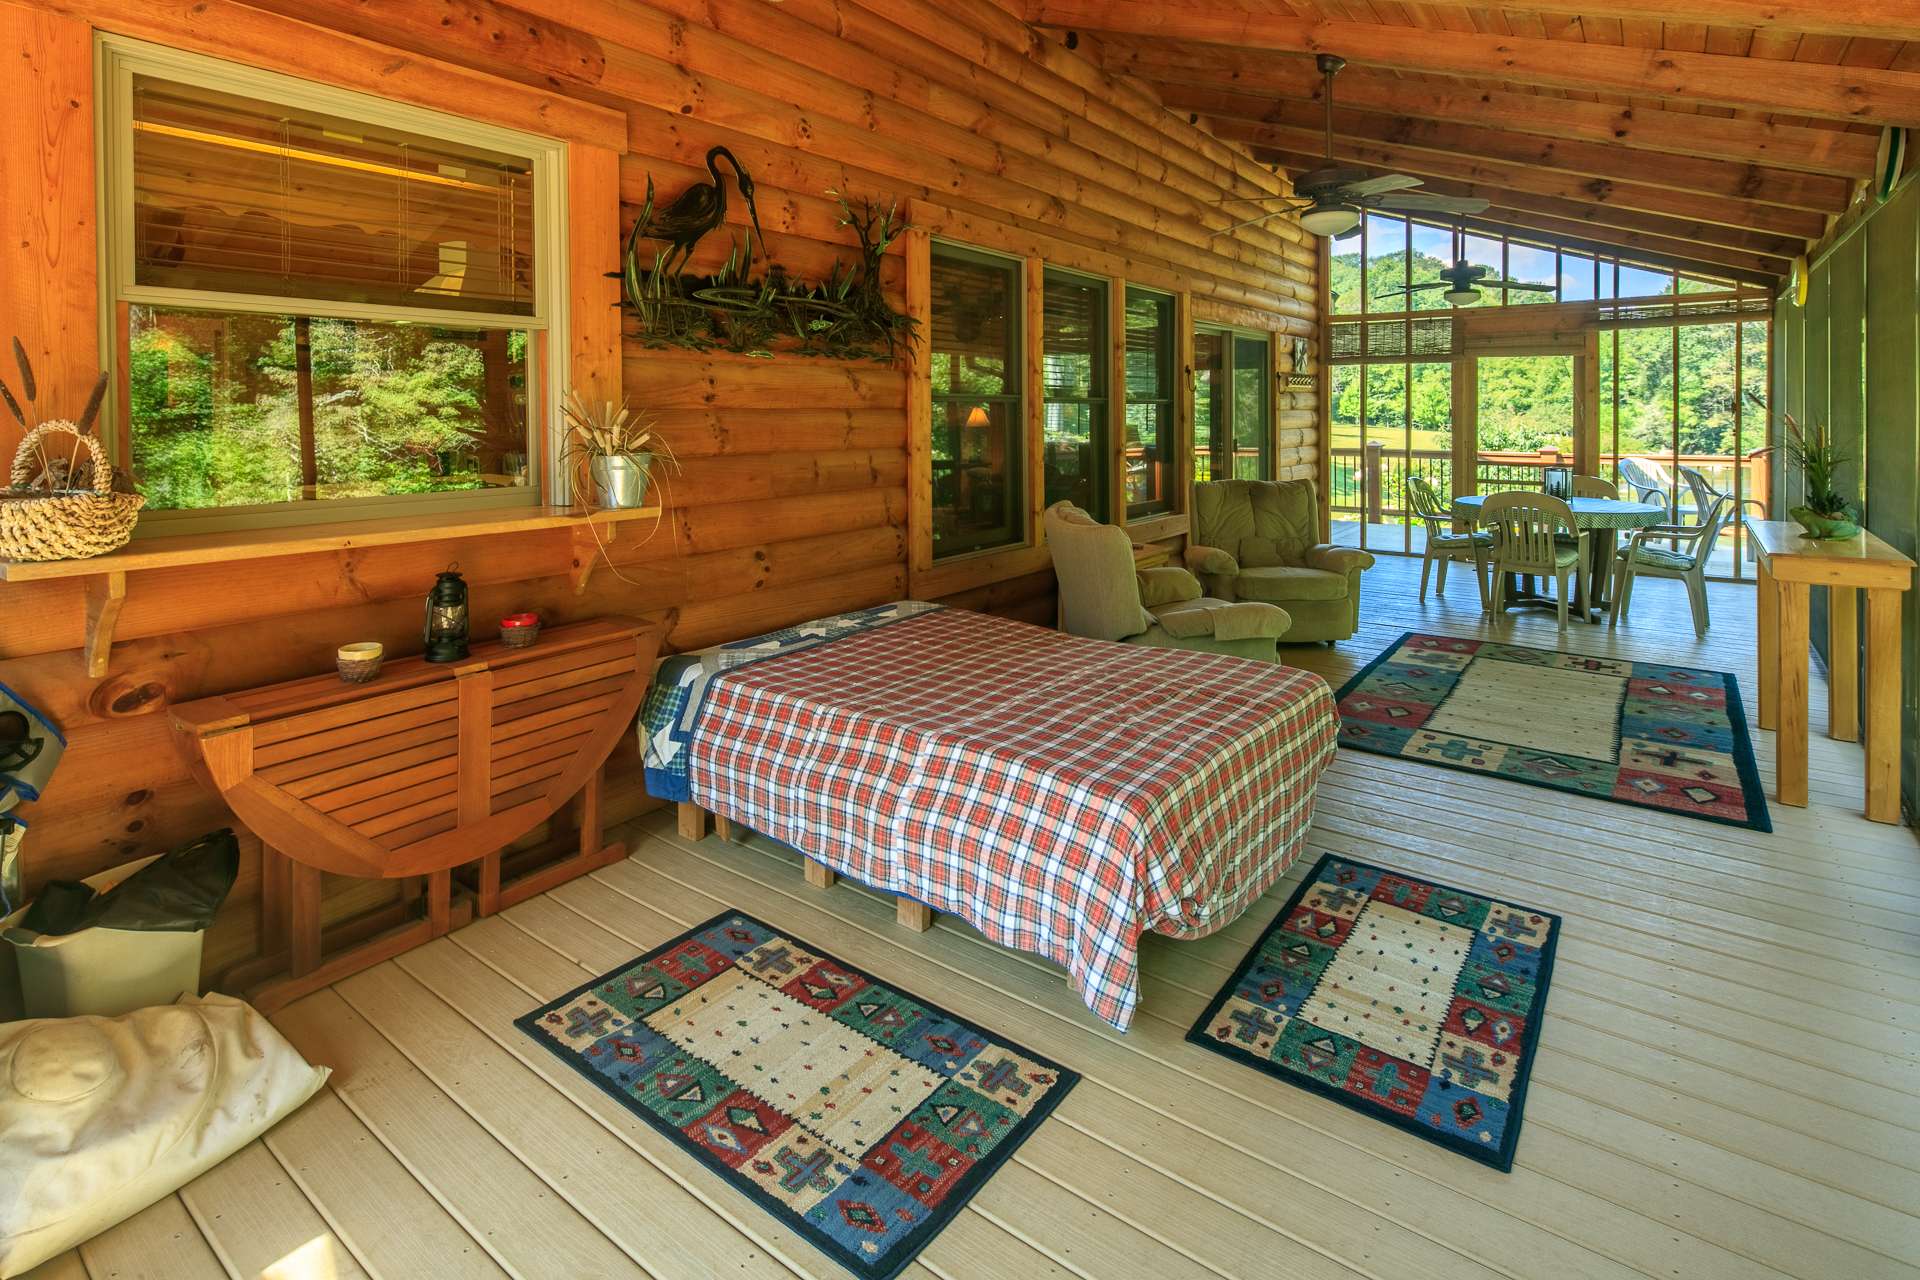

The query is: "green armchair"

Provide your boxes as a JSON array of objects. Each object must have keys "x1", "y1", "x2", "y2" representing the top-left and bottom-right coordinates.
[
  {"x1": 1045, "y1": 502, "x2": 1292, "y2": 661},
  {"x1": 1188, "y1": 478, "x2": 1373, "y2": 643}
]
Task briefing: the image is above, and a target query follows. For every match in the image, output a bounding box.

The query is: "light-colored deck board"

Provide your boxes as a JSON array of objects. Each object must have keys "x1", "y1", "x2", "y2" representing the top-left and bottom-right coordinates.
[
  {"x1": 262, "y1": 1089, "x2": 514, "y2": 1280},
  {"x1": 87, "y1": 550, "x2": 1898, "y2": 1280},
  {"x1": 177, "y1": 1142, "x2": 369, "y2": 1280},
  {"x1": 513, "y1": 880, "x2": 1385, "y2": 1280},
  {"x1": 640, "y1": 825, "x2": 1910, "y2": 1280},
  {"x1": 415, "y1": 910, "x2": 1097, "y2": 1280},
  {"x1": 77, "y1": 1195, "x2": 224, "y2": 1280},
  {"x1": 272, "y1": 991, "x2": 647, "y2": 1279}
]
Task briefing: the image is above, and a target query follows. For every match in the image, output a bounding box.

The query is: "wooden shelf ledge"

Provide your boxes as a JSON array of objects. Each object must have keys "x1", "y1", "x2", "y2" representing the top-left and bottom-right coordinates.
[{"x1": 0, "y1": 504, "x2": 662, "y2": 677}]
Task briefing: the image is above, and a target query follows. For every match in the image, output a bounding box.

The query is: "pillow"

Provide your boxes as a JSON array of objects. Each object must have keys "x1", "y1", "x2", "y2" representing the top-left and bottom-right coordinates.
[
  {"x1": 0, "y1": 993, "x2": 330, "y2": 1277},
  {"x1": 1136, "y1": 566, "x2": 1202, "y2": 608}
]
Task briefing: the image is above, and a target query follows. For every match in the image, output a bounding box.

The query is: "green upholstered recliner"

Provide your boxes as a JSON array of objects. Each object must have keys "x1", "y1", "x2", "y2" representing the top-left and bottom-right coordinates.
[
  {"x1": 1188, "y1": 478, "x2": 1373, "y2": 643},
  {"x1": 1045, "y1": 502, "x2": 1292, "y2": 661}
]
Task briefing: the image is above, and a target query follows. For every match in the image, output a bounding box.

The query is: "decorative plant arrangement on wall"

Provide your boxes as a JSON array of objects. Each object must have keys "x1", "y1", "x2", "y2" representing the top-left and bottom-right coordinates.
[{"x1": 618, "y1": 147, "x2": 915, "y2": 362}]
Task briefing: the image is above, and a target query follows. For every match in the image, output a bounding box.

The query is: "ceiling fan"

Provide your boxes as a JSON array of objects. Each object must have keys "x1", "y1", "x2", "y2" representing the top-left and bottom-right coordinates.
[
  {"x1": 1214, "y1": 54, "x2": 1490, "y2": 239},
  {"x1": 1371, "y1": 226, "x2": 1558, "y2": 307}
]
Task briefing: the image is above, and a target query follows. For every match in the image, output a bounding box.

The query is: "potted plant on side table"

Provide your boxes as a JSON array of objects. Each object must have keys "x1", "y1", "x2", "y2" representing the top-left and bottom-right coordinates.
[{"x1": 1781, "y1": 412, "x2": 1860, "y2": 540}]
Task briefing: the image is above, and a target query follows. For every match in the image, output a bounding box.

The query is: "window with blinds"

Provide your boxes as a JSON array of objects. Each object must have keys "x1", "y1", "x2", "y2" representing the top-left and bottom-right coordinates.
[
  {"x1": 100, "y1": 39, "x2": 556, "y2": 530},
  {"x1": 129, "y1": 76, "x2": 536, "y2": 315},
  {"x1": 929, "y1": 245, "x2": 1025, "y2": 559},
  {"x1": 1041, "y1": 270, "x2": 1109, "y2": 521},
  {"x1": 1123, "y1": 288, "x2": 1174, "y2": 519}
]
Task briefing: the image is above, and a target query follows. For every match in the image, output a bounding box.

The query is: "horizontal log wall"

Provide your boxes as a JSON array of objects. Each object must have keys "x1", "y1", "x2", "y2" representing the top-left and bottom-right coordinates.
[{"x1": 0, "y1": 0, "x2": 1317, "y2": 975}]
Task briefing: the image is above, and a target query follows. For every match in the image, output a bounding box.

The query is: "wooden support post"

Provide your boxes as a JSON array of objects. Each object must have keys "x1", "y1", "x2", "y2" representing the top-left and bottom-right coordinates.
[
  {"x1": 804, "y1": 860, "x2": 837, "y2": 889},
  {"x1": 896, "y1": 897, "x2": 934, "y2": 932},
  {"x1": 288, "y1": 862, "x2": 323, "y2": 978},
  {"x1": 714, "y1": 814, "x2": 742, "y2": 844},
  {"x1": 83, "y1": 571, "x2": 127, "y2": 678},
  {"x1": 1776, "y1": 581, "x2": 1809, "y2": 808},
  {"x1": 1827, "y1": 584, "x2": 1859, "y2": 743},
  {"x1": 1756, "y1": 558, "x2": 1778, "y2": 730},
  {"x1": 677, "y1": 801, "x2": 709, "y2": 840},
  {"x1": 427, "y1": 869, "x2": 452, "y2": 937},
  {"x1": 1866, "y1": 588, "x2": 1903, "y2": 824},
  {"x1": 258, "y1": 842, "x2": 288, "y2": 965}
]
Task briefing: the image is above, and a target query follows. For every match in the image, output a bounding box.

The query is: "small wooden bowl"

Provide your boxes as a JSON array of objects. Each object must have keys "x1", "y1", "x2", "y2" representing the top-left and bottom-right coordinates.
[
  {"x1": 337, "y1": 642, "x2": 384, "y2": 683},
  {"x1": 499, "y1": 613, "x2": 540, "y2": 648}
]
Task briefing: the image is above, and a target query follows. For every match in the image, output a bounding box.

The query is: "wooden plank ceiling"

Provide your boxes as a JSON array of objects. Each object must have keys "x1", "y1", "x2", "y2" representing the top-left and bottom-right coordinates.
[{"x1": 1023, "y1": 0, "x2": 1920, "y2": 283}]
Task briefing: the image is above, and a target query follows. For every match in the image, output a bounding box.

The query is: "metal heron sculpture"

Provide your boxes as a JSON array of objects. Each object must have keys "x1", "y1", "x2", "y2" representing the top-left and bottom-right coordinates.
[{"x1": 632, "y1": 146, "x2": 766, "y2": 281}]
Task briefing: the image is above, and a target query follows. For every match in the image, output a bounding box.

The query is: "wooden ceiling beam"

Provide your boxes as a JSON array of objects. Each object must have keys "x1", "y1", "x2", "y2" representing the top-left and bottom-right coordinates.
[
  {"x1": 1027, "y1": 0, "x2": 1920, "y2": 125},
  {"x1": 1217, "y1": 121, "x2": 1827, "y2": 239},
  {"x1": 1138, "y1": 63, "x2": 1877, "y2": 178},
  {"x1": 1452, "y1": 214, "x2": 1784, "y2": 288},
  {"x1": 1264, "y1": 0, "x2": 1920, "y2": 46},
  {"x1": 1173, "y1": 89, "x2": 1849, "y2": 212},
  {"x1": 1253, "y1": 146, "x2": 1798, "y2": 280}
]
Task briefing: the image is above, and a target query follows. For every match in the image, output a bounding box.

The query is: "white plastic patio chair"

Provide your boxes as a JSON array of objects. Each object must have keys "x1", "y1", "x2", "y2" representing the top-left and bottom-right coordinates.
[
  {"x1": 1479, "y1": 490, "x2": 1589, "y2": 630},
  {"x1": 1406, "y1": 475, "x2": 1491, "y2": 608},
  {"x1": 1610, "y1": 495, "x2": 1732, "y2": 637}
]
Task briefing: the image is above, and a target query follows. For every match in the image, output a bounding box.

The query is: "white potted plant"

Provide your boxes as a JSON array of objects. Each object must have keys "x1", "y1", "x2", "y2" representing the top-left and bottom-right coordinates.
[{"x1": 561, "y1": 392, "x2": 678, "y2": 510}]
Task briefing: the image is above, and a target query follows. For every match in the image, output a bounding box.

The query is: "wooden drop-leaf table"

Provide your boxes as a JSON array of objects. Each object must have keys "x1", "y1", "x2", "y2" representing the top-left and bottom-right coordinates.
[{"x1": 171, "y1": 616, "x2": 666, "y2": 1011}]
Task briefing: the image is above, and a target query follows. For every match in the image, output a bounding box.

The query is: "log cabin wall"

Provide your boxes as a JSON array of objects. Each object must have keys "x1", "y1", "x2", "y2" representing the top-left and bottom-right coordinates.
[{"x1": 0, "y1": 0, "x2": 1318, "y2": 976}]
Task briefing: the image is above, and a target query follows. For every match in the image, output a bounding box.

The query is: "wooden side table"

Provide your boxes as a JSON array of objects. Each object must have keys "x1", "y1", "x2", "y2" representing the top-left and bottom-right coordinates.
[{"x1": 1749, "y1": 519, "x2": 1914, "y2": 823}]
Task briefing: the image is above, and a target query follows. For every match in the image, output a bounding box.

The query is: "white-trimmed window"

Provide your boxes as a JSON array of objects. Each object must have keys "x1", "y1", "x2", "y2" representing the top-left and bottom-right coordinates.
[{"x1": 97, "y1": 37, "x2": 566, "y2": 532}]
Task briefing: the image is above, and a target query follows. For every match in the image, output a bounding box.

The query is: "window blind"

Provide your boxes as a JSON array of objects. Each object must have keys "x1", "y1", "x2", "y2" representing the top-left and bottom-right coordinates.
[{"x1": 131, "y1": 75, "x2": 535, "y2": 316}]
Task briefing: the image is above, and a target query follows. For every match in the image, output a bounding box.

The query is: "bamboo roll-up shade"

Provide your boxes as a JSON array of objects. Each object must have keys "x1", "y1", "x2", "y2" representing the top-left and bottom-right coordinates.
[{"x1": 131, "y1": 75, "x2": 535, "y2": 316}]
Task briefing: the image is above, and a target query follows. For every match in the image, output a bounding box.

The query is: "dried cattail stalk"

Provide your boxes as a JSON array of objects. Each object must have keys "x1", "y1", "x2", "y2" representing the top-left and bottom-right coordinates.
[
  {"x1": 0, "y1": 379, "x2": 23, "y2": 429},
  {"x1": 11, "y1": 339, "x2": 35, "y2": 405},
  {"x1": 76, "y1": 374, "x2": 107, "y2": 434}
]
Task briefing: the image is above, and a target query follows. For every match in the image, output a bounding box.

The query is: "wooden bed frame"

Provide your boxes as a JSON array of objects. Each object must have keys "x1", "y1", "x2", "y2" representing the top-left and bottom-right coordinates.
[{"x1": 674, "y1": 801, "x2": 935, "y2": 932}]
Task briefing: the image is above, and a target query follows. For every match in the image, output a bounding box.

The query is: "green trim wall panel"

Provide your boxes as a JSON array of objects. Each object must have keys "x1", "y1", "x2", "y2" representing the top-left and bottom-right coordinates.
[{"x1": 1863, "y1": 180, "x2": 1920, "y2": 816}]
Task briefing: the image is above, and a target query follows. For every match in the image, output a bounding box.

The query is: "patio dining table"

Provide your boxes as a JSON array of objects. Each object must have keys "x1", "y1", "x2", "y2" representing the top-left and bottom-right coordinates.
[{"x1": 1453, "y1": 493, "x2": 1669, "y2": 620}]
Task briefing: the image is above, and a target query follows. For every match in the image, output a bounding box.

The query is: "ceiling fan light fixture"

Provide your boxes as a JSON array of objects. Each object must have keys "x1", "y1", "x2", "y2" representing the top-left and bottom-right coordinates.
[
  {"x1": 1300, "y1": 202, "x2": 1361, "y2": 237},
  {"x1": 1443, "y1": 287, "x2": 1481, "y2": 306}
]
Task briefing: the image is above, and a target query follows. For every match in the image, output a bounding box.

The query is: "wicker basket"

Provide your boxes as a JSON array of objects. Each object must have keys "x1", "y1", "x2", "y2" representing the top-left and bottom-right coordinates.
[{"x1": 0, "y1": 422, "x2": 144, "y2": 562}]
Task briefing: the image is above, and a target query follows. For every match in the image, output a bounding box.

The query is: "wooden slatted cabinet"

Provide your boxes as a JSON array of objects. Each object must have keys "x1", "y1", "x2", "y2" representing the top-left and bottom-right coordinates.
[{"x1": 172, "y1": 616, "x2": 667, "y2": 1011}]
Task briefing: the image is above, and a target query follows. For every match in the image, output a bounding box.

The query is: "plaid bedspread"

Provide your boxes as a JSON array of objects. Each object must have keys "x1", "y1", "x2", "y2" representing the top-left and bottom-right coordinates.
[{"x1": 642, "y1": 605, "x2": 1338, "y2": 1030}]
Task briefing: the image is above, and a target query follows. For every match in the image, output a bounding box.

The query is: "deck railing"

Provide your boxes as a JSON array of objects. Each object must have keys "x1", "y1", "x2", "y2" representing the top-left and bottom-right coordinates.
[{"x1": 1330, "y1": 444, "x2": 1772, "y2": 524}]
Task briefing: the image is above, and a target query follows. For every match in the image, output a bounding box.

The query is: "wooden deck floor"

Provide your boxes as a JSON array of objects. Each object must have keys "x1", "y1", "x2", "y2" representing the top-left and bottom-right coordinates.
[{"x1": 42, "y1": 557, "x2": 1920, "y2": 1280}]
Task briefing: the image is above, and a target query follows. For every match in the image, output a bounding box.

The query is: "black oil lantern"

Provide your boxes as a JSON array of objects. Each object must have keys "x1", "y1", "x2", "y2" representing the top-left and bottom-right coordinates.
[{"x1": 424, "y1": 564, "x2": 470, "y2": 663}]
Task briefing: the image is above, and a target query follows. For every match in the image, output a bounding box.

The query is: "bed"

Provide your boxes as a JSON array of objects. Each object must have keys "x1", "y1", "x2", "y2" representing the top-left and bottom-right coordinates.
[{"x1": 639, "y1": 603, "x2": 1338, "y2": 1030}]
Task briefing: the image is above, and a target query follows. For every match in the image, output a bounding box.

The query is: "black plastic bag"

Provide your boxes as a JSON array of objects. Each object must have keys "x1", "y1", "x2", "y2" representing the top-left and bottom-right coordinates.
[{"x1": 20, "y1": 829, "x2": 239, "y2": 936}]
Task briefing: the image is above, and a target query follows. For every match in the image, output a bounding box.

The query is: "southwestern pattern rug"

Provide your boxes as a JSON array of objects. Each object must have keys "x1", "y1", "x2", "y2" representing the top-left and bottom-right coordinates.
[
  {"x1": 1335, "y1": 631, "x2": 1770, "y2": 831},
  {"x1": 516, "y1": 910, "x2": 1078, "y2": 1280},
  {"x1": 1189, "y1": 854, "x2": 1559, "y2": 1171}
]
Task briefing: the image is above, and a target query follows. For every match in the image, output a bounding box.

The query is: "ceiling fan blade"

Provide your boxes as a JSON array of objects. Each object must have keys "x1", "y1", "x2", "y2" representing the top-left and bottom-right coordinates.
[
  {"x1": 1342, "y1": 174, "x2": 1424, "y2": 198},
  {"x1": 1491, "y1": 281, "x2": 1558, "y2": 293},
  {"x1": 1369, "y1": 193, "x2": 1492, "y2": 214}
]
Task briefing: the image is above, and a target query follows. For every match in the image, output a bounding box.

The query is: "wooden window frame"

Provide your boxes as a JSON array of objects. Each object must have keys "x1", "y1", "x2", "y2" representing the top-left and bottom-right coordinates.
[
  {"x1": 906, "y1": 202, "x2": 1312, "y2": 596},
  {"x1": 1191, "y1": 322, "x2": 1277, "y2": 488},
  {"x1": 924, "y1": 240, "x2": 1030, "y2": 563},
  {"x1": 94, "y1": 34, "x2": 569, "y2": 536},
  {"x1": 1040, "y1": 266, "x2": 1111, "y2": 523},
  {"x1": 1120, "y1": 285, "x2": 1178, "y2": 525}
]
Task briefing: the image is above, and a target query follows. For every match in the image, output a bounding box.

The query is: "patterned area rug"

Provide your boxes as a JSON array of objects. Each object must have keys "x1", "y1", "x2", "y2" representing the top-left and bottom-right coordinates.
[
  {"x1": 1335, "y1": 631, "x2": 1770, "y2": 831},
  {"x1": 517, "y1": 911, "x2": 1077, "y2": 1280},
  {"x1": 1189, "y1": 854, "x2": 1559, "y2": 1171}
]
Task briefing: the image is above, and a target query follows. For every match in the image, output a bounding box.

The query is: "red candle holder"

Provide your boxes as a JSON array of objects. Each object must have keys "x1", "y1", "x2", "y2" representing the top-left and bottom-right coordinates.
[{"x1": 499, "y1": 612, "x2": 541, "y2": 648}]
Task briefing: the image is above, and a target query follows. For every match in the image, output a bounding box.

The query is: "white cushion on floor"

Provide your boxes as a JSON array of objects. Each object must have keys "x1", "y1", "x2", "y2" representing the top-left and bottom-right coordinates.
[{"x1": 0, "y1": 992, "x2": 329, "y2": 1277}]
